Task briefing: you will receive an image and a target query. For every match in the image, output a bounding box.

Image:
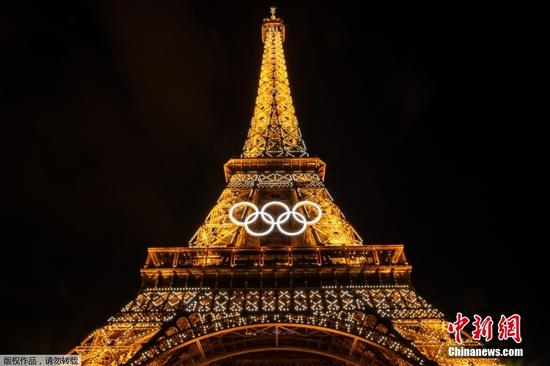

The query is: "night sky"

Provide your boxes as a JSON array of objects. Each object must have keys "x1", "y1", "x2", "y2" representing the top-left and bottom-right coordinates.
[{"x1": 1, "y1": 1, "x2": 546, "y2": 364}]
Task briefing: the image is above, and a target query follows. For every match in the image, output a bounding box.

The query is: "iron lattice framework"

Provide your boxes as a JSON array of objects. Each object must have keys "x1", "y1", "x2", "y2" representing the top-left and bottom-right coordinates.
[{"x1": 71, "y1": 8, "x2": 503, "y2": 366}]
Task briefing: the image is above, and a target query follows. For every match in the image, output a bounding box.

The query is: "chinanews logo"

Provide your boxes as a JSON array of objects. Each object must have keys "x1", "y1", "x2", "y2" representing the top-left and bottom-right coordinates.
[{"x1": 447, "y1": 313, "x2": 524, "y2": 358}]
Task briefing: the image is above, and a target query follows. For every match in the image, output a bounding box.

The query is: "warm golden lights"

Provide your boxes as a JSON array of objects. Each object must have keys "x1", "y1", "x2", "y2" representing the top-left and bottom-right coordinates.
[{"x1": 70, "y1": 9, "x2": 503, "y2": 366}]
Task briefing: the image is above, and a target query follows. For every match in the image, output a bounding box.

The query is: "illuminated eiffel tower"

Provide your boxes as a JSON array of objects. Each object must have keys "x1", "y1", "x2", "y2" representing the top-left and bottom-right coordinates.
[{"x1": 71, "y1": 8, "x2": 502, "y2": 366}]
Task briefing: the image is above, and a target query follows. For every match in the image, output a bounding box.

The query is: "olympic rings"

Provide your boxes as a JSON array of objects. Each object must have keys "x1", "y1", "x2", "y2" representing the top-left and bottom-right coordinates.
[{"x1": 228, "y1": 200, "x2": 322, "y2": 237}]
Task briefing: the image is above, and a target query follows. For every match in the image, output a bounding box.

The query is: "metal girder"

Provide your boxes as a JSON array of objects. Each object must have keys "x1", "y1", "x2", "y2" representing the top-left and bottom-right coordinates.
[
  {"x1": 130, "y1": 323, "x2": 419, "y2": 366},
  {"x1": 242, "y1": 16, "x2": 306, "y2": 158}
]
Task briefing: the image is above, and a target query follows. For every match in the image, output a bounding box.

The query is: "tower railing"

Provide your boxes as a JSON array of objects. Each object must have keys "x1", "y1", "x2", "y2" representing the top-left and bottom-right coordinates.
[{"x1": 143, "y1": 245, "x2": 408, "y2": 269}]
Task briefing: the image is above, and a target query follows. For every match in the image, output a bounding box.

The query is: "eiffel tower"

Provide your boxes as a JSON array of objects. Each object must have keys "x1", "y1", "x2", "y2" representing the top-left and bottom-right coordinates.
[{"x1": 71, "y1": 8, "x2": 502, "y2": 366}]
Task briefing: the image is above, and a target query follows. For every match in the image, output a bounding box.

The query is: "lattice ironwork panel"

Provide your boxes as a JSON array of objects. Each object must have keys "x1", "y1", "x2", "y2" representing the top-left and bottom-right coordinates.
[
  {"x1": 298, "y1": 187, "x2": 363, "y2": 245},
  {"x1": 189, "y1": 188, "x2": 253, "y2": 247},
  {"x1": 242, "y1": 24, "x2": 307, "y2": 158},
  {"x1": 109, "y1": 286, "x2": 442, "y2": 324}
]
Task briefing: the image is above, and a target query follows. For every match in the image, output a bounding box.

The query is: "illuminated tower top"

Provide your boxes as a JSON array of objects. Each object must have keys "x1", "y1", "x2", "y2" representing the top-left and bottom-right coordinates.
[
  {"x1": 189, "y1": 8, "x2": 362, "y2": 248},
  {"x1": 242, "y1": 6, "x2": 307, "y2": 158}
]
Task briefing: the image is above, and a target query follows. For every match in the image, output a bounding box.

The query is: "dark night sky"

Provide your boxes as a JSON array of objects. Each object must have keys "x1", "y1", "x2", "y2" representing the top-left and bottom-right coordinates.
[{"x1": 1, "y1": 0, "x2": 547, "y2": 364}]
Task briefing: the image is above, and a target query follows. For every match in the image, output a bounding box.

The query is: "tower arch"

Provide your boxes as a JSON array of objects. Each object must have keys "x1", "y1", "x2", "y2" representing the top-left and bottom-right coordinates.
[{"x1": 127, "y1": 319, "x2": 424, "y2": 366}]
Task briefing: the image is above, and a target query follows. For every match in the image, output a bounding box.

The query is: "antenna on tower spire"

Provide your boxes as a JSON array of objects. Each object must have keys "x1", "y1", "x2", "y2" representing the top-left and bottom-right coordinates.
[{"x1": 270, "y1": 6, "x2": 277, "y2": 19}]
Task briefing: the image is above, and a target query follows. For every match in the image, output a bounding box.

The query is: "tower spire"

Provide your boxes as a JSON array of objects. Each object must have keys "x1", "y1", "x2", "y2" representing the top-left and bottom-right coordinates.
[
  {"x1": 242, "y1": 8, "x2": 308, "y2": 158},
  {"x1": 188, "y1": 8, "x2": 363, "y2": 248}
]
